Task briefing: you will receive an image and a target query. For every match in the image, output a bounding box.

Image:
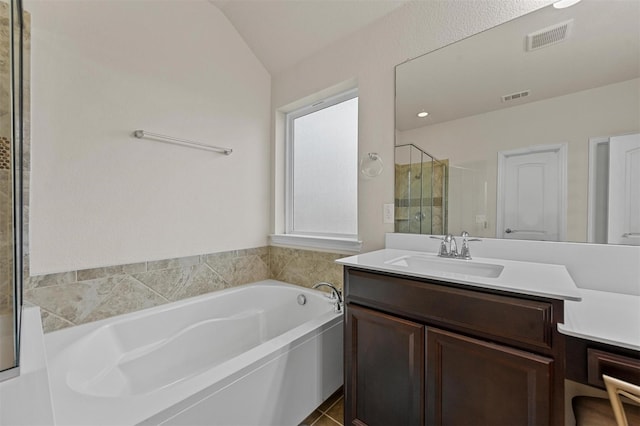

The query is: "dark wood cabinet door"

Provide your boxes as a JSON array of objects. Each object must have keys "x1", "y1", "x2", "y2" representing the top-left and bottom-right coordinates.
[
  {"x1": 345, "y1": 304, "x2": 425, "y2": 426},
  {"x1": 426, "y1": 327, "x2": 554, "y2": 426}
]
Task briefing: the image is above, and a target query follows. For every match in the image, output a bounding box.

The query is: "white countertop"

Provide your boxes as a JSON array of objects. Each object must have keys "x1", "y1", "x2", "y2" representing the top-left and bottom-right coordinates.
[
  {"x1": 337, "y1": 249, "x2": 582, "y2": 301},
  {"x1": 559, "y1": 289, "x2": 640, "y2": 351}
]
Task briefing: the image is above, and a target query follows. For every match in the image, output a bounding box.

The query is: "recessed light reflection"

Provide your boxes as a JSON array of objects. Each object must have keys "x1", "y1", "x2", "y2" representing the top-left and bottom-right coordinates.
[
  {"x1": 553, "y1": 0, "x2": 582, "y2": 9},
  {"x1": 417, "y1": 111, "x2": 429, "y2": 118}
]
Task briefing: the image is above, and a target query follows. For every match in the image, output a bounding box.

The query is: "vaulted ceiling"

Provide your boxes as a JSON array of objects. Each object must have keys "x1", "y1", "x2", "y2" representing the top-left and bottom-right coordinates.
[{"x1": 209, "y1": 0, "x2": 409, "y2": 75}]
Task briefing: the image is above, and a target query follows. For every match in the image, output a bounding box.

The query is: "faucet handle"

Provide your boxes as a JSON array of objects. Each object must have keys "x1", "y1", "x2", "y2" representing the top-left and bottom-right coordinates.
[
  {"x1": 458, "y1": 233, "x2": 481, "y2": 259},
  {"x1": 431, "y1": 235, "x2": 449, "y2": 253},
  {"x1": 438, "y1": 241, "x2": 448, "y2": 256},
  {"x1": 459, "y1": 245, "x2": 471, "y2": 259},
  {"x1": 446, "y1": 234, "x2": 458, "y2": 257},
  {"x1": 430, "y1": 235, "x2": 450, "y2": 256},
  {"x1": 460, "y1": 231, "x2": 481, "y2": 243}
]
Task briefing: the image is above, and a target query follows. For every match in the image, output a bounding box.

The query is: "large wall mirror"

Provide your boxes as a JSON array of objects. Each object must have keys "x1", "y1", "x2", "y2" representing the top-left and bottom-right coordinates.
[
  {"x1": 0, "y1": 0, "x2": 24, "y2": 381},
  {"x1": 395, "y1": 0, "x2": 639, "y2": 245}
]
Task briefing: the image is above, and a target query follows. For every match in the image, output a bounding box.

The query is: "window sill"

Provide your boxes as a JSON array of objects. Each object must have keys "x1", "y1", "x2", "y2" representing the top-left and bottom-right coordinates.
[{"x1": 269, "y1": 234, "x2": 362, "y2": 254}]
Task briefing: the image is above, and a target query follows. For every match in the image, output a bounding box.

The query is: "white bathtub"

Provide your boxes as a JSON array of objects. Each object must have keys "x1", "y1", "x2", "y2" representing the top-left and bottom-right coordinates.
[{"x1": 44, "y1": 280, "x2": 343, "y2": 425}]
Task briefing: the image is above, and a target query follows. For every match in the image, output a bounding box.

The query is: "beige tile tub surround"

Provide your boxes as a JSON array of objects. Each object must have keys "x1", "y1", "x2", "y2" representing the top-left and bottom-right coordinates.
[
  {"x1": 24, "y1": 246, "x2": 344, "y2": 333},
  {"x1": 270, "y1": 246, "x2": 344, "y2": 290}
]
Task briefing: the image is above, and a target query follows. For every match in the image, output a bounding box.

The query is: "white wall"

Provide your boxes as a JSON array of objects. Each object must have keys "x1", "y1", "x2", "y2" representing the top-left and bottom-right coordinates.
[
  {"x1": 27, "y1": 0, "x2": 271, "y2": 274},
  {"x1": 398, "y1": 79, "x2": 640, "y2": 242},
  {"x1": 271, "y1": 0, "x2": 555, "y2": 253}
]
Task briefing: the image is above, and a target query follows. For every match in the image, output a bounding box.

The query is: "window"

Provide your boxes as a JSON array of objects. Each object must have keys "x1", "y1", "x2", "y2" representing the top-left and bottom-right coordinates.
[{"x1": 276, "y1": 89, "x2": 360, "y2": 251}]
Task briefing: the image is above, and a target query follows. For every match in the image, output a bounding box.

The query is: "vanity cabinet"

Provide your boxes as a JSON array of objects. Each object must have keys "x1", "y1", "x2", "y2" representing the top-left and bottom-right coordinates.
[
  {"x1": 565, "y1": 336, "x2": 640, "y2": 389},
  {"x1": 344, "y1": 267, "x2": 566, "y2": 426},
  {"x1": 346, "y1": 304, "x2": 424, "y2": 425}
]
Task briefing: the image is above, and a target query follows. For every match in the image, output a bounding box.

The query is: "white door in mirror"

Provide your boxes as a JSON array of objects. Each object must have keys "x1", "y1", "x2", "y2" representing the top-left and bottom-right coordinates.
[
  {"x1": 497, "y1": 144, "x2": 567, "y2": 241},
  {"x1": 608, "y1": 133, "x2": 640, "y2": 245}
]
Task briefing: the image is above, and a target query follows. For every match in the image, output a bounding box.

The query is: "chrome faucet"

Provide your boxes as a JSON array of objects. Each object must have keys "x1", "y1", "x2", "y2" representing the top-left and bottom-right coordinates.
[
  {"x1": 431, "y1": 234, "x2": 458, "y2": 258},
  {"x1": 312, "y1": 282, "x2": 343, "y2": 313},
  {"x1": 431, "y1": 231, "x2": 481, "y2": 259},
  {"x1": 444, "y1": 234, "x2": 458, "y2": 257}
]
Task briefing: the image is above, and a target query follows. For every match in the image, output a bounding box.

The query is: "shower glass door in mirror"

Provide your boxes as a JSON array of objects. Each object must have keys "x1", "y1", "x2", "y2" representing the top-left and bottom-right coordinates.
[
  {"x1": 395, "y1": 144, "x2": 448, "y2": 235},
  {"x1": 394, "y1": 0, "x2": 640, "y2": 243},
  {"x1": 0, "y1": 0, "x2": 23, "y2": 381}
]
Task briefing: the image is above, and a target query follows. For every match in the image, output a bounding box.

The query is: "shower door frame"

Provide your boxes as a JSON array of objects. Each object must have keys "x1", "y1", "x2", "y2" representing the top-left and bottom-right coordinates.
[{"x1": 0, "y1": 0, "x2": 24, "y2": 383}]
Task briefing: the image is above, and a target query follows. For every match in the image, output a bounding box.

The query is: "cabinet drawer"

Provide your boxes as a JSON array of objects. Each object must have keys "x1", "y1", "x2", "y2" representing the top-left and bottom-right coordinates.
[
  {"x1": 346, "y1": 269, "x2": 555, "y2": 351},
  {"x1": 587, "y1": 348, "x2": 640, "y2": 388}
]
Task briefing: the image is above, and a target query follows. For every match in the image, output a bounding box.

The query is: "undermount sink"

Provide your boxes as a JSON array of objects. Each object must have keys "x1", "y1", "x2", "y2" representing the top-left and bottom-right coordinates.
[{"x1": 385, "y1": 255, "x2": 504, "y2": 278}]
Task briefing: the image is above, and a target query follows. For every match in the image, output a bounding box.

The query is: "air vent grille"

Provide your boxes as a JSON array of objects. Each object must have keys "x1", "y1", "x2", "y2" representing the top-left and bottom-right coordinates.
[
  {"x1": 526, "y1": 19, "x2": 573, "y2": 51},
  {"x1": 501, "y1": 90, "x2": 531, "y2": 103}
]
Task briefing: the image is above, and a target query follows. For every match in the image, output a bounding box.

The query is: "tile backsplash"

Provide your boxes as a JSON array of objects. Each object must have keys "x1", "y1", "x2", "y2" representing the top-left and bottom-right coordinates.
[
  {"x1": 270, "y1": 246, "x2": 344, "y2": 290},
  {"x1": 25, "y1": 246, "x2": 345, "y2": 333}
]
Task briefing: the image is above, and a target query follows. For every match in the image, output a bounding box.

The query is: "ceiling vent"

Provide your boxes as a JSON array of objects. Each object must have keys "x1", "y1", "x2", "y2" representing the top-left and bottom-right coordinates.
[
  {"x1": 526, "y1": 19, "x2": 573, "y2": 51},
  {"x1": 501, "y1": 90, "x2": 531, "y2": 103}
]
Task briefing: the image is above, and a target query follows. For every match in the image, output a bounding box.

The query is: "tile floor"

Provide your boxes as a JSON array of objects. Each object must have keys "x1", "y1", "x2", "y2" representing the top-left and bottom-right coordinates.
[{"x1": 299, "y1": 388, "x2": 344, "y2": 426}]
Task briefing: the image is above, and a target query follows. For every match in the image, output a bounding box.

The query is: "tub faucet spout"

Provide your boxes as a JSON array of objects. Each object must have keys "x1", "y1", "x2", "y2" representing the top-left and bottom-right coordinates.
[{"x1": 312, "y1": 282, "x2": 343, "y2": 313}]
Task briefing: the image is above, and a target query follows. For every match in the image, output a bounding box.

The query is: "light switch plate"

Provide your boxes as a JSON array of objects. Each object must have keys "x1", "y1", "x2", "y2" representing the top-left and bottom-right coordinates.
[{"x1": 383, "y1": 204, "x2": 394, "y2": 224}]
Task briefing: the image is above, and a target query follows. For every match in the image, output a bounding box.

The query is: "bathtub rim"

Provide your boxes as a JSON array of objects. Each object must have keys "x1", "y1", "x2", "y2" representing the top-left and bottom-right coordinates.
[{"x1": 44, "y1": 279, "x2": 335, "y2": 347}]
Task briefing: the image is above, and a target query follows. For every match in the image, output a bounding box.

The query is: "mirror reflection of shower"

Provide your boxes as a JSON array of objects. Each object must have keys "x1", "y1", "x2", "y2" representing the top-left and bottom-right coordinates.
[{"x1": 394, "y1": 143, "x2": 448, "y2": 235}]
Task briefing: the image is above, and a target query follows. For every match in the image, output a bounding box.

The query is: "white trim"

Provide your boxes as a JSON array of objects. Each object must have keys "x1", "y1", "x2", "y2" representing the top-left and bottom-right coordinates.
[
  {"x1": 269, "y1": 234, "x2": 362, "y2": 254},
  {"x1": 284, "y1": 108, "x2": 294, "y2": 234},
  {"x1": 587, "y1": 137, "x2": 610, "y2": 243},
  {"x1": 284, "y1": 87, "x2": 359, "y2": 237},
  {"x1": 496, "y1": 143, "x2": 568, "y2": 241}
]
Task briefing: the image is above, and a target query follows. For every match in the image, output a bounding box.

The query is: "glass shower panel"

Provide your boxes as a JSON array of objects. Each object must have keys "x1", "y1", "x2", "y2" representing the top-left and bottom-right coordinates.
[
  {"x1": 0, "y1": 0, "x2": 22, "y2": 381},
  {"x1": 420, "y1": 154, "x2": 434, "y2": 234},
  {"x1": 0, "y1": 0, "x2": 16, "y2": 374},
  {"x1": 408, "y1": 147, "x2": 423, "y2": 234},
  {"x1": 395, "y1": 144, "x2": 448, "y2": 235},
  {"x1": 395, "y1": 144, "x2": 419, "y2": 233},
  {"x1": 432, "y1": 159, "x2": 448, "y2": 235}
]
